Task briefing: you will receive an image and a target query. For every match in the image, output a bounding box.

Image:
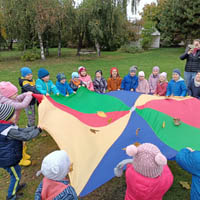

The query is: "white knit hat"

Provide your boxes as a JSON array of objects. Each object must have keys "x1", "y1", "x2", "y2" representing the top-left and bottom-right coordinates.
[
  {"x1": 36, "y1": 150, "x2": 71, "y2": 181},
  {"x1": 138, "y1": 71, "x2": 145, "y2": 77},
  {"x1": 126, "y1": 143, "x2": 167, "y2": 178},
  {"x1": 160, "y1": 72, "x2": 167, "y2": 79}
]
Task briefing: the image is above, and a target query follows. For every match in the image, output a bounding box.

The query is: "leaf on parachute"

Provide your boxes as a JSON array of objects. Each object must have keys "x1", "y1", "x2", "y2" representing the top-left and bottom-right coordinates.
[
  {"x1": 179, "y1": 181, "x2": 190, "y2": 190},
  {"x1": 97, "y1": 111, "x2": 107, "y2": 118},
  {"x1": 173, "y1": 118, "x2": 181, "y2": 126},
  {"x1": 162, "y1": 121, "x2": 165, "y2": 128},
  {"x1": 122, "y1": 142, "x2": 141, "y2": 150},
  {"x1": 69, "y1": 163, "x2": 73, "y2": 172},
  {"x1": 136, "y1": 128, "x2": 140, "y2": 136},
  {"x1": 108, "y1": 118, "x2": 112, "y2": 124},
  {"x1": 90, "y1": 129, "x2": 100, "y2": 134}
]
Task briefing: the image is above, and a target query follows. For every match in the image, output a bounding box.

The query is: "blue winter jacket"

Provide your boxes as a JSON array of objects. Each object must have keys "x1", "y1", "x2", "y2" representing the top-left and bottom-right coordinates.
[
  {"x1": 36, "y1": 79, "x2": 59, "y2": 95},
  {"x1": 176, "y1": 148, "x2": 200, "y2": 200},
  {"x1": 166, "y1": 78, "x2": 187, "y2": 96},
  {"x1": 0, "y1": 123, "x2": 22, "y2": 168},
  {"x1": 56, "y1": 81, "x2": 74, "y2": 96},
  {"x1": 121, "y1": 74, "x2": 138, "y2": 91}
]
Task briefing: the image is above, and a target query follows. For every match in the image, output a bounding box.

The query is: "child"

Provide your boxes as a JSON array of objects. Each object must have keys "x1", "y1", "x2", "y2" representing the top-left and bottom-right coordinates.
[
  {"x1": 78, "y1": 66, "x2": 94, "y2": 91},
  {"x1": 136, "y1": 71, "x2": 149, "y2": 94},
  {"x1": 56, "y1": 73, "x2": 74, "y2": 96},
  {"x1": 19, "y1": 67, "x2": 40, "y2": 127},
  {"x1": 0, "y1": 104, "x2": 42, "y2": 200},
  {"x1": 36, "y1": 68, "x2": 59, "y2": 95},
  {"x1": 155, "y1": 72, "x2": 168, "y2": 96},
  {"x1": 176, "y1": 147, "x2": 200, "y2": 200},
  {"x1": 35, "y1": 150, "x2": 78, "y2": 200},
  {"x1": 114, "y1": 143, "x2": 173, "y2": 200},
  {"x1": 107, "y1": 67, "x2": 122, "y2": 91},
  {"x1": 0, "y1": 81, "x2": 32, "y2": 124},
  {"x1": 93, "y1": 70, "x2": 107, "y2": 93},
  {"x1": 149, "y1": 66, "x2": 160, "y2": 94},
  {"x1": 188, "y1": 72, "x2": 200, "y2": 99},
  {"x1": 69, "y1": 72, "x2": 86, "y2": 92},
  {"x1": 166, "y1": 69, "x2": 187, "y2": 97},
  {"x1": 121, "y1": 66, "x2": 138, "y2": 91}
]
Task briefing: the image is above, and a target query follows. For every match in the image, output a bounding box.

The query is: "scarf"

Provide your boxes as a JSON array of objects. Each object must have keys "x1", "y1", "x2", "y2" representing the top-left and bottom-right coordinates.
[{"x1": 193, "y1": 48, "x2": 200, "y2": 56}]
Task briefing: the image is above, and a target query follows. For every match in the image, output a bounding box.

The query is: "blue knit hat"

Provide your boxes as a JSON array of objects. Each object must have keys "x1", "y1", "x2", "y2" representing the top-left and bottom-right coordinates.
[
  {"x1": 71, "y1": 72, "x2": 79, "y2": 79},
  {"x1": 21, "y1": 67, "x2": 32, "y2": 77},
  {"x1": 38, "y1": 68, "x2": 49, "y2": 79},
  {"x1": 173, "y1": 69, "x2": 181, "y2": 76},
  {"x1": 56, "y1": 73, "x2": 66, "y2": 82}
]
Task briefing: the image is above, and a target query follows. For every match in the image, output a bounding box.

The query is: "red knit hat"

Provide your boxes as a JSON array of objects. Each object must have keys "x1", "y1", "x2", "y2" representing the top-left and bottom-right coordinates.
[
  {"x1": 78, "y1": 66, "x2": 86, "y2": 74},
  {"x1": 110, "y1": 67, "x2": 119, "y2": 75}
]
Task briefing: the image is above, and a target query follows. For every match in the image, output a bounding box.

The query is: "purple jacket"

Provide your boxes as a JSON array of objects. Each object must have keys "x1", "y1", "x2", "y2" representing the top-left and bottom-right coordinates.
[
  {"x1": 148, "y1": 74, "x2": 160, "y2": 94},
  {"x1": 0, "y1": 93, "x2": 32, "y2": 123}
]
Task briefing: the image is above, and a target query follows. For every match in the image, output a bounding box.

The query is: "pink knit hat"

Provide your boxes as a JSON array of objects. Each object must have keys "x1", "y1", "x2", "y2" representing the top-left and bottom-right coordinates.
[
  {"x1": 0, "y1": 81, "x2": 18, "y2": 98},
  {"x1": 126, "y1": 143, "x2": 167, "y2": 178}
]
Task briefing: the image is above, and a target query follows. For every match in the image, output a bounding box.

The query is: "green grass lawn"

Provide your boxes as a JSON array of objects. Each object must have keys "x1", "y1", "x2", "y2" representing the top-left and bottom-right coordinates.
[{"x1": 0, "y1": 48, "x2": 192, "y2": 200}]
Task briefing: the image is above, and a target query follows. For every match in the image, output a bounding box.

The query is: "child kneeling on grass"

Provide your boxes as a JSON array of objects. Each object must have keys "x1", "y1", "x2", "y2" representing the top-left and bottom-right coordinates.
[
  {"x1": 69, "y1": 72, "x2": 86, "y2": 92},
  {"x1": 0, "y1": 104, "x2": 42, "y2": 200},
  {"x1": 155, "y1": 72, "x2": 168, "y2": 96},
  {"x1": 176, "y1": 147, "x2": 200, "y2": 200},
  {"x1": 56, "y1": 73, "x2": 75, "y2": 96},
  {"x1": 166, "y1": 69, "x2": 187, "y2": 97},
  {"x1": 121, "y1": 66, "x2": 138, "y2": 91},
  {"x1": 114, "y1": 143, "x2": 173, "y2": 200},
  {"x1": 36, "y1": 68, "x2": 59, "y2": 96},
  {"x1": 35, "y1": 150, "x2": 78, "y2": 200},
  {"x1": 136, "y1": 71, "x2": 149, "y2": 94}
]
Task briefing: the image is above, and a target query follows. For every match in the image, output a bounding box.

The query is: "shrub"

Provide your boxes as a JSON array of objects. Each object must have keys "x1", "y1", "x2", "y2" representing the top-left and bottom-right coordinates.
[
  {"x1": 119, "y1": 44, "x2": 143, "y2": 54},
  {"x1": 21, "y1": 47, "x2": 40, "y2": 61}
]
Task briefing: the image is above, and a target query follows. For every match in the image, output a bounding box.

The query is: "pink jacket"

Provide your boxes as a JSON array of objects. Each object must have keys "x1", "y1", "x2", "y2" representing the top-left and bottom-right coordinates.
[
  {"x1": 125, "y1": 164, "x2": 173, "y2": 200},
  {"x1": 79, "y1": 75, "x2": 94, "y2": 91},
  {"x1": 155, "y1": 82, "x2": 168, "y2": 96},
  {"x1": 148, "y1": 74, "x2": 160, "y2": 94},
  {"x1": 0, "y1": 93, "x2": 32, "y2": 123},
  {"x1": 136, "y1": 79, "x2": 149, "y2": 94}
]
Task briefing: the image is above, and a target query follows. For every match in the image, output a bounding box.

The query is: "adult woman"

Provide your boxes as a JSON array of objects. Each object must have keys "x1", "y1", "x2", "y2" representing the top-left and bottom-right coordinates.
[
  {"x1": 180, "y1": 39, "x2": 200, "y2": 87},
  {"x1": 188, "y1": 72, "x2": 200, "y2": 99}
]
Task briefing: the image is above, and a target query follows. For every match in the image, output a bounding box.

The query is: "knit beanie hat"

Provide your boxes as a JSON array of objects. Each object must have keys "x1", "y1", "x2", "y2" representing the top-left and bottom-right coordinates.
[
  {"x1": 160, "y1": 72, "x2": 167, "y2": 79},
  {"x1": 126, "y1": 143, "x2": 167, "y2": 178},
  {"x1": 71, "y1": 72, "x2": 79, "y2": 79},
  {"x1": 0, "y1": 82, "x2": 18, "y2": 98},
  {"x1": 95, "y1": 70, "x2": 103, "y2": 75},
  {"x1": 20, "y1": 67, "x2": 32, "y2": 77},
  {"x1": 110, "y1": 67, "x2": 119, "y2": 76},
  {"x1": 36, "y1": 150, "x2": 71, "y2": 181},
  {"x1": 130, "y1": 66, "x2": 138, "y2": 73},
  {"x1": 153, "y1": 66, "x2": 160, "y2": 72},
  {"x1": 38, "y1": 68, "x2": 49, "y2": 79},
  {"x1": 173, "y1": 69, "x2": 181, "y2": 76},
  {"x1": 78, "y1": 66, "x2": 86, "y2": 74},
  {"x1": 138, "y1": 71, "x2": 145, "y2": 77},
  {"x1": 56, "y1": 73, "x2": 66, "y2": 82},
  {"x1": 0, "y1": 104, "x2": 15, "y2": 121}
]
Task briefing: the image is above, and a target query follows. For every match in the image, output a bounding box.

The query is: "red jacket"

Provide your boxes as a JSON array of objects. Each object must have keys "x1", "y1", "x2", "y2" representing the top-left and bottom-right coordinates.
[
  {"x1": 155, "y1": 82, "x2": 168, "y2": 96},
  {"x1": 125, "y1": 164, "x2": 173, "y2": 200}
]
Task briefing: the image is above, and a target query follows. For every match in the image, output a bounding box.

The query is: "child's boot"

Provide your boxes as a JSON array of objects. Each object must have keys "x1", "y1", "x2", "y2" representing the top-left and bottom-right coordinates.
[
  {"x1": 23, "y1": 144, "x2": 31, "y2": 160},
  {"x1": 19, "y1": 159, "x2": 31, "y2": 167}
]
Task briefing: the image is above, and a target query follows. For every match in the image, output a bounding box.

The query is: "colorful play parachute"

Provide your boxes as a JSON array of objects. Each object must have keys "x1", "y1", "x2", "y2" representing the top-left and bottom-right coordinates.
[{"x1": 34, "y1": 87, "x2": 200, "y2": 197}]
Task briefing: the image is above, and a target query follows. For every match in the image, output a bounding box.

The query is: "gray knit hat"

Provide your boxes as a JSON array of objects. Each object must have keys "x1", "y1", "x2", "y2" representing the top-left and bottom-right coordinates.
[
  {"x1": 130, "y1": 66, "x2": 138, "y2": 73},
  {"x1": 0, "y1": 104, "x2": 15, "y2": 121},
  {"x1": 126, "y1": 143, "x2": 167, "y2": 178}
]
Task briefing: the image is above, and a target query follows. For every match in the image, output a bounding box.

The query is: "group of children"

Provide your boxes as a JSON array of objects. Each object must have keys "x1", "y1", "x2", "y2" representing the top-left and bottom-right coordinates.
[{"x1": 0, "y1": 64, "x2": 200, "y2": 200}]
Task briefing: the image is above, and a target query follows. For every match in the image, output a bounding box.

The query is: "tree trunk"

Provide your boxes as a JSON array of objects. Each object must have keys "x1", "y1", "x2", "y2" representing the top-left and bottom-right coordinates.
[
  {"x1": 58, "y1": 30, "x2": 61, "y2": 57},
  {"x1": 95, "y1": 39, "x2": 101, "y2": 56},
  {"x1": 76, "y1": 34, "x2": 83, "y2": 56},
  {"x1": 45, "y1": 40, "x2": 49, "y2": 56},
  {"x1": 8, "y1": 39, "x2": 13, "y2": 50},
  {"x1": 38, "y1": 32, "x2": 45, "y2": 60}
]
